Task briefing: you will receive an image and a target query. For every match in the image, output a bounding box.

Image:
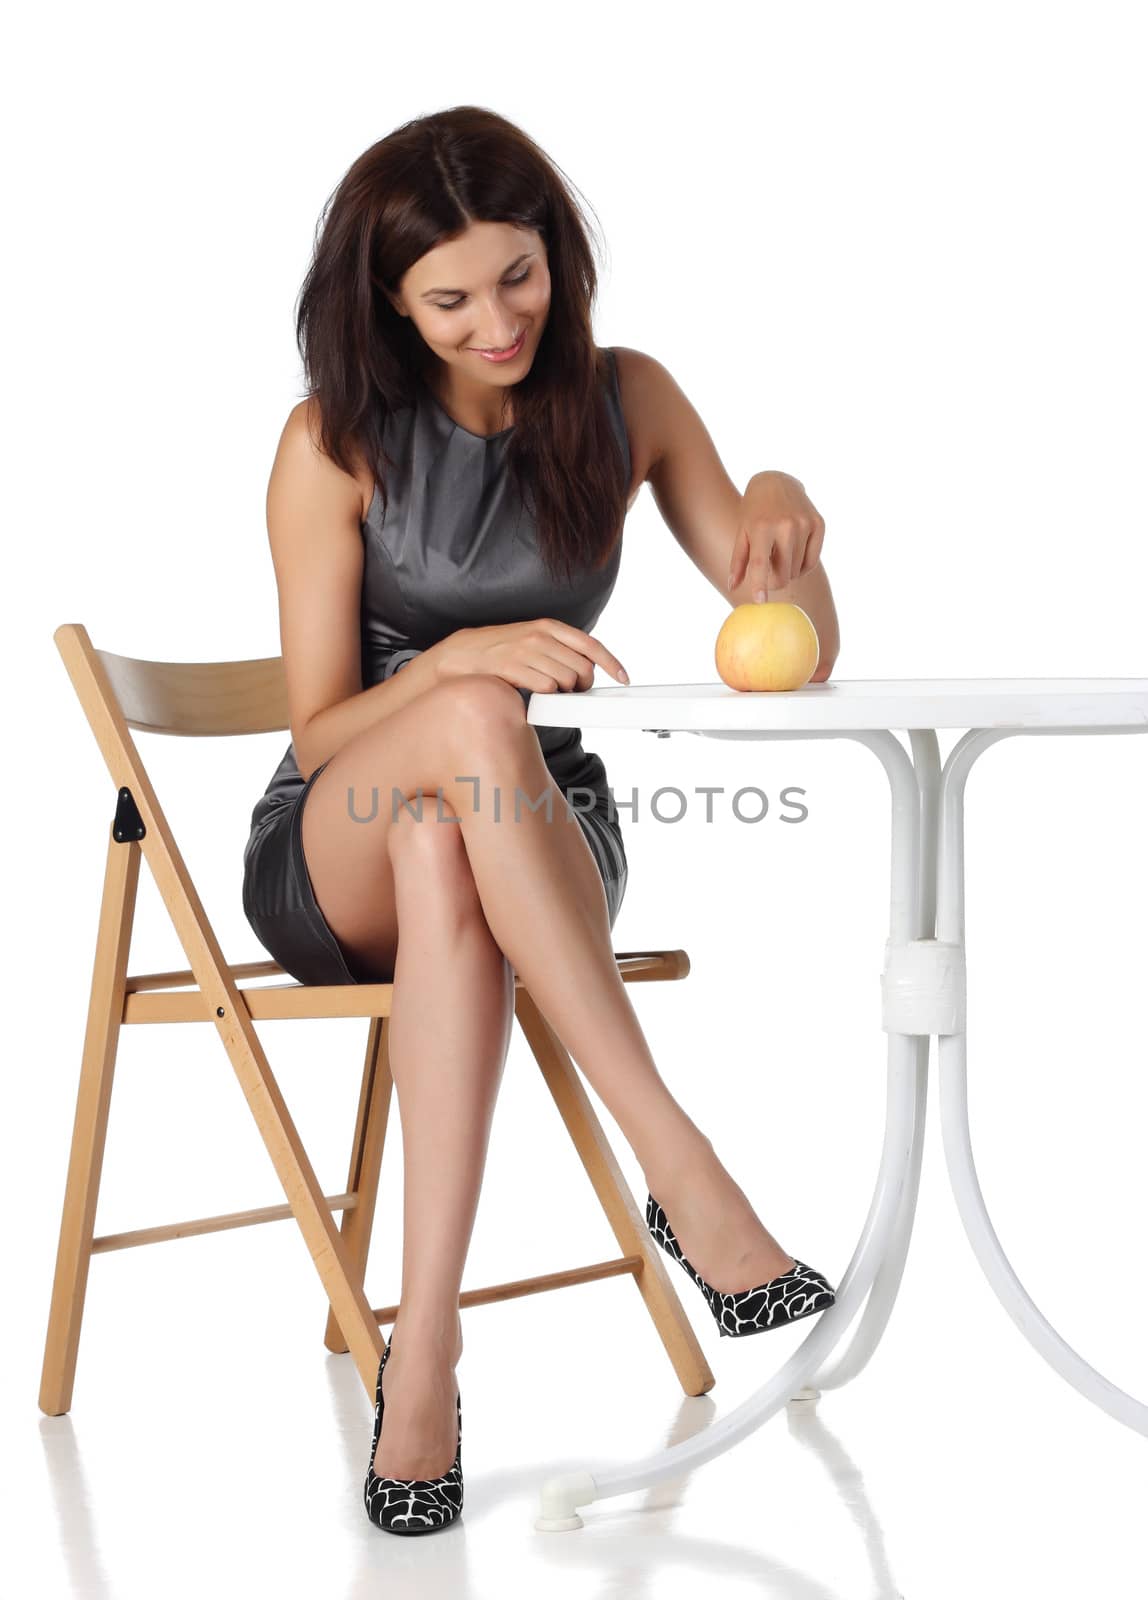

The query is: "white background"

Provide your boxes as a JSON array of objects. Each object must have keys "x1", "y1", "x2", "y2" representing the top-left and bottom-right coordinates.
[{"x1": 3, "y1": 2, "x2": 1146, "y2": 1595}]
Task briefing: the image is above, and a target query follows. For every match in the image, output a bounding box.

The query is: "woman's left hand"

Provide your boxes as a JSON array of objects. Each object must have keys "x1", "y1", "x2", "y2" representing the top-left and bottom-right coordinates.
[{"x1": 728, "y1": 471, "x2": 826, "y2": 602}]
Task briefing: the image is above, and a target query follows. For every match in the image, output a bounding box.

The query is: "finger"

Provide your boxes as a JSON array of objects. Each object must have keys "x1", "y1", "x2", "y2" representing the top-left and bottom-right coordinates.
[
  {"x1": 541, "y1": 620, "x2": 629, "y2": 684},
  {"x1": 748, "y1": 537, "x2": 774, "y2": 603},
  {"x1": 785, "y1": 533, "x2": 804, "y2": 586},
  {"x1": 515, "y1": 665, "x2": 566, "y2": 693},
  {"x1": 530, "y1": 641, "x2": 597, "y2": 691},
  {"x1": 728, "y1": 526, "x2": 749, "y2": 592},
  {"x1": 795, "y1": 529, "x2": 814, "y2": 581},
  {"x1": 771, "y1": 525, "x2": 796, "y2": 587}
]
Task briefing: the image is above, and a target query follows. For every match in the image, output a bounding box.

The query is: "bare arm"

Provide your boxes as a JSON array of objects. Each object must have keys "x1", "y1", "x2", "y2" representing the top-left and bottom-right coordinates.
[
  {"x1": 267, "y1": 399, "x2": 443, "y2": 782},
  {"x1": 617, "y1": 346, "x2": 840, "y2": 680}
]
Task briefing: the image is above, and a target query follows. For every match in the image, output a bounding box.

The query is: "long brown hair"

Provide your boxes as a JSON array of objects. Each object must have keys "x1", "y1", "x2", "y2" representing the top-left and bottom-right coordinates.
[{"x1": 294, "y1": 105, "x2": 627, "y2": 584}]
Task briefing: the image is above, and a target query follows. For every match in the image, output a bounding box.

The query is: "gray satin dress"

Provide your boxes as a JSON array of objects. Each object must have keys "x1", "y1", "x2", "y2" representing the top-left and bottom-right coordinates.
[{"x1": 242, "y1": 346, "x2": 630, "y2": 985}]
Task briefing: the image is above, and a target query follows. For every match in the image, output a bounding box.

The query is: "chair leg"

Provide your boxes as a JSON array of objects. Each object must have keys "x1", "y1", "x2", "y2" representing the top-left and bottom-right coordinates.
[
  {"x1": 40, "y1": 828, "x2": 139, "y2": 1416},
  {"x1": 323, "y1": 1016, "x2": 395, "y2": 1354},
  {"x1": 215, "y1": 1000, "x2": 386, "y2": 1398},
  {"x1": 50, "y1": 624, "x2": 389, "y2": 1404},
  {"x1": 513, "y1": 989, "x2": 715, "y2": 1398}
]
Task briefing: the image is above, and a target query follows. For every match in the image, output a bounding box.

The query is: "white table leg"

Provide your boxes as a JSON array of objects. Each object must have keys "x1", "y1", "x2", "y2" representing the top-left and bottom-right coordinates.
[
  {"x1": 805, "y1": 729, "x2": 941, "y2": 1394},
  {"x1": 534, "y1": 729, "x2": 928, "y2": 1530},
  {"x1": 936, "y1": 725, "x2": 1148, "y2": 1436}
]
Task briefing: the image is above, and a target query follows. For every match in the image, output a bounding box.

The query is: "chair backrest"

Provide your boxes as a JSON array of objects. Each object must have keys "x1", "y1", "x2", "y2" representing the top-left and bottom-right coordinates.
[
  {"x1": 56, "y1": 623, "x2": 290, "y2": 738},
  {"x1": 53, "y1": 622, "x2": 295, "y2": 1006}
]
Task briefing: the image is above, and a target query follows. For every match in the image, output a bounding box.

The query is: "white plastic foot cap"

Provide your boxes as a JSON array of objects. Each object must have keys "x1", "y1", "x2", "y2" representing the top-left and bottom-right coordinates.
[{"x1": 535, "y1": 1469, "x2": 598, "y2": 1532}]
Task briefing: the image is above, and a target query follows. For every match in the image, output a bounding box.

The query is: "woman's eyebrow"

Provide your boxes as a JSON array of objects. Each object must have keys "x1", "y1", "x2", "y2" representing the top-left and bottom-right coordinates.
[{"x1": 420, "y1": 253, "x2": 533, "y2": 298}]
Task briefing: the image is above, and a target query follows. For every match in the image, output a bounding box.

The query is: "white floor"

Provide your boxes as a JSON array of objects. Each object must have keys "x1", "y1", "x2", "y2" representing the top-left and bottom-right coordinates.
[{"x1": 9, "y1": 1084, "x2": 1147, "y2": 1600}]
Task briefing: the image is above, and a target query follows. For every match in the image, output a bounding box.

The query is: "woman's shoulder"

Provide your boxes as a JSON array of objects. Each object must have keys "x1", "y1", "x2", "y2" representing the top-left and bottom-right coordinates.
[
  {"x1": 278, "y1": 396, "x2": 385, "y2": 527},
  {"x1": 607, "y1": 346, "x2": 662, "y2": 507},
  {"x1": 608, "y1": 343, "x2": 660, "y2": 392}
]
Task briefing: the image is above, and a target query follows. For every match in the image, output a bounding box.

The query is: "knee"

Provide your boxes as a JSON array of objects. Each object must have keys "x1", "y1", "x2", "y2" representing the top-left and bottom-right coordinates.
[
  {"x1": 429, "y1": 673, "x2": 531, "y2": 756},
  {"x1": 386, "y1": 799, "x2": 481, "y2": 905}
]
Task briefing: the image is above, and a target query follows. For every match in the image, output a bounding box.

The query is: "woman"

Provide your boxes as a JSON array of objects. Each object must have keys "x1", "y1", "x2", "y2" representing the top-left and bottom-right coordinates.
[{"x1": 241, "y1": 105, "x2": 841, "y2": 1537}]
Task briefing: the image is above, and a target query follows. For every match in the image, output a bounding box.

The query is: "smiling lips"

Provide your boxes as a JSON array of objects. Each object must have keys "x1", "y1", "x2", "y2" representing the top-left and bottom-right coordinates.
[{"x1": 472, "y1": 329, "x2": 525, "y2": 359}]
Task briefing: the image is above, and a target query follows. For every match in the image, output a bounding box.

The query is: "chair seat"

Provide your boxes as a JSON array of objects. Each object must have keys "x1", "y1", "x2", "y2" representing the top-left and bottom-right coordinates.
[{"x1": 120, "y1": 951, "x2": 691, "y2": 1022}]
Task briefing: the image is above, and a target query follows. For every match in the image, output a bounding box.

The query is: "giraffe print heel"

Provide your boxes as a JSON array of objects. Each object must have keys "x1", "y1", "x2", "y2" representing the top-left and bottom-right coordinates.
[
  {"x1": 363, "y1": 1333, "x2": 464, "y2": 1535},
  {"x1": 646, "y1": 1192, "x2": 837, "y2": 1338}
]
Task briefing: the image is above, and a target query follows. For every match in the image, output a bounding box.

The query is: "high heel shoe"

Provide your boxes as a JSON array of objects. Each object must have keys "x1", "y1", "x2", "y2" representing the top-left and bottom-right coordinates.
[
  {"x1": 646, "y1": 1192, "x2": 837, "y2": 1337},
  {"x1": 363, "y1": 1333, "x2": 464, "y2": 1535}
]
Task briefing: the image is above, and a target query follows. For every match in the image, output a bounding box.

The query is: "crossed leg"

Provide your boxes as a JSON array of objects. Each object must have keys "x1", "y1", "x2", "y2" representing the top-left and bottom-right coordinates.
[{"x1": 300, "y1": 675, "x2": 799, "y2": 1476}]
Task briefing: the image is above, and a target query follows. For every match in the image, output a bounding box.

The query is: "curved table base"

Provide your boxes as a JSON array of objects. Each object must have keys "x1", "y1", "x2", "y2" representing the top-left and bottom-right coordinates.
[
  {"x1": 935, "y1": 726, "x2": 1148, "y2": 1437},
  {"x1": 535, "y1": 721, "x2": 1147, "y2": 1531}
]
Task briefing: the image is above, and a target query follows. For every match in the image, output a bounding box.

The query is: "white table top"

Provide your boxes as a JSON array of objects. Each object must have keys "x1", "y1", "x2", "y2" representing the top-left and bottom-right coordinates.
[{"x1": 525, "y1": 678, "x2": 1148, "y2": 733}]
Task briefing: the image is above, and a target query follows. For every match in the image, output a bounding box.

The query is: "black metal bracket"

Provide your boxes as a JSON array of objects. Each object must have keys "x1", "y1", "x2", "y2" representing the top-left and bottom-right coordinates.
[{"x1": 113, "y1": 786, "x2": 145, "y2": 843}]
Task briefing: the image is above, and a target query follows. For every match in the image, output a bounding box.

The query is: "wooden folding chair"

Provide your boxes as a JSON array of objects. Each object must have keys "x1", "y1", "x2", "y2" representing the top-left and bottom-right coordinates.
[{"x1": 39, "y1": 623, "x2": 715, "y2": 1415}]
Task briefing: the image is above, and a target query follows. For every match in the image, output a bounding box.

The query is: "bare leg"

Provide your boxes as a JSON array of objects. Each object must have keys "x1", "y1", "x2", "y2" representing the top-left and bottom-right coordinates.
[
  {"x1": 414, "y1": 682, "x2": 796, "y2": 1289},
  {"x1": 304, "y1": 677, "x2": 795, "y2": 1321},
  {"x1": 371, "y1": 805, "x2": 514, "y2": 1481}
]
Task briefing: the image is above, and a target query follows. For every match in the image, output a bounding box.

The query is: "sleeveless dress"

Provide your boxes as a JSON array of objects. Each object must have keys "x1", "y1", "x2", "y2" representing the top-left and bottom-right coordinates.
[{"x1": 241, "y1": 346, "x2": 630, "y2": 985}]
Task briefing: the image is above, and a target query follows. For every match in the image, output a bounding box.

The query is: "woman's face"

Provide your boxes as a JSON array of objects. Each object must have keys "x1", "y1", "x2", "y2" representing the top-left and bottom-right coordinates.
[{"x1": 387, "y1": 220, "x2": 551, "y2": 388}]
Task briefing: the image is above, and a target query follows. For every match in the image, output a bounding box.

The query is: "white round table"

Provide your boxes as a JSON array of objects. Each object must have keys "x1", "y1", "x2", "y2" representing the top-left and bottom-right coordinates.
[{"x1": 524, "y1": 678, "x2": 1148, "y2": 1531}]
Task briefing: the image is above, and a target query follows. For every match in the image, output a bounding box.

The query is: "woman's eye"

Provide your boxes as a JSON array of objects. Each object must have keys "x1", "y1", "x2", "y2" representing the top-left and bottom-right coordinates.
[{"x1": 438, "y1": 268, "x2": 531, "y2": 312}]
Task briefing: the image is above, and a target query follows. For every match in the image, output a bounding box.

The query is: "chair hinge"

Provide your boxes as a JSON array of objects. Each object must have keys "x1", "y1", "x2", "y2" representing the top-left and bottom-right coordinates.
[{"x1": 113, "y1": 786, "x2": 146, "y2": 843}]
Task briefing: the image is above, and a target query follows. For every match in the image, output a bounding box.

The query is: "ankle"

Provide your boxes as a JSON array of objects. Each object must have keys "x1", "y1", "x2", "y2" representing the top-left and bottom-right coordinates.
[
  {"x1": 644, "y1": 1128, "x2": 715, "y2": 1201},
  {"x1": 392, "y1": 1310, "x2": 463, "y2": 1355}
]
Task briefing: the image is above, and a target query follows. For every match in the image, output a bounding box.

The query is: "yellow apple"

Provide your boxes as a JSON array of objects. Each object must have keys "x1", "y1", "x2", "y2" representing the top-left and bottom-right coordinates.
[{"x1": 715, "y1": 601, "x2": 820, "y2": 691}]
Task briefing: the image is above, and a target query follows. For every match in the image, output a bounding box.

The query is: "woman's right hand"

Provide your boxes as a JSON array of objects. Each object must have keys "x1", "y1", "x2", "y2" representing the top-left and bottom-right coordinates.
[{"x1": 433, "y1": 620, "x2": 629, "y2": 693}]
